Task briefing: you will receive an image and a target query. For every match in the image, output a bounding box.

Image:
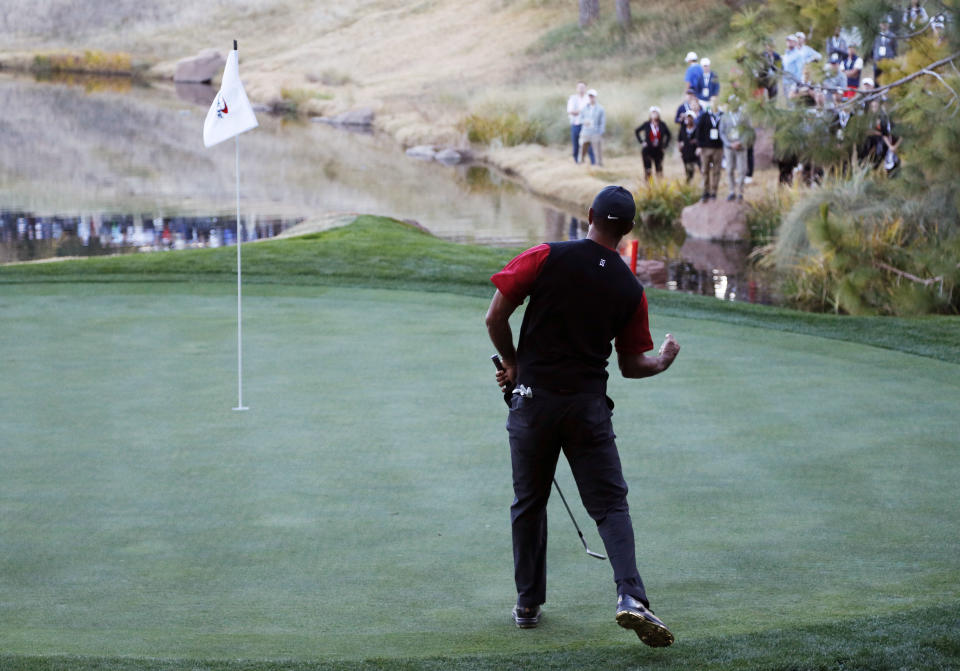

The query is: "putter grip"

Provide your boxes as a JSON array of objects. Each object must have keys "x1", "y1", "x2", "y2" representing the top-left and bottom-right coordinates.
[{"x1": 490, "y1": 355, "x2": 515, "y2": 405}]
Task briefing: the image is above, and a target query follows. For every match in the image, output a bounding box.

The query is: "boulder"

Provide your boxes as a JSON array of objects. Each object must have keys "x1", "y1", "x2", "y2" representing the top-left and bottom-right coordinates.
[
  {"x1": 635, "y1": 259, "x2": 668, "y2": 286},
  {"x1": 679, "y1": 238, "x2": 750, "y2": 275},
  {"x1": 680, "y1": 200, "x2": 748, "y2": 241},
  {"x1": 336, "y1": 107, "x2": 374, "y2": 126},
  {"x1": 405, "y1": 145, "x2": 437, "y2": 160},
  {"x1": 434, "y1": 148, "x2": 464, "y2": 164},
  {"x1": 174, "y1": 81, "x2": 215, "y2": 107},
  {"x1": 173, "y1": 49, "x2": 223, "y2": 83}
]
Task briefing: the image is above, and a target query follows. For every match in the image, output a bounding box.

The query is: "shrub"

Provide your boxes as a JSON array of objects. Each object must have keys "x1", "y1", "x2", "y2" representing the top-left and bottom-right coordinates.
[
  {"x1": 32, "y1": 50, "x2": 132, "y2": 75},
  {"x1": 460, "y1": 111, "x2": 546, "y2": 147},
  {"x1": 633, "y1": 179, "x2": 699, "y2": 227}
]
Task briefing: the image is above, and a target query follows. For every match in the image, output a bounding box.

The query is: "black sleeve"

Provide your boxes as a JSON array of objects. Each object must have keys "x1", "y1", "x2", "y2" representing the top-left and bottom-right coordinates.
[
  {"x1": 634, "y1": 123, "x2": 646, "y2": 144},
  {"x1": 695, "y1": 116, "x2": 706, "y2": 144},
  {"x1": 662, "y1": 123, "x2": 672, "y2": 150}
]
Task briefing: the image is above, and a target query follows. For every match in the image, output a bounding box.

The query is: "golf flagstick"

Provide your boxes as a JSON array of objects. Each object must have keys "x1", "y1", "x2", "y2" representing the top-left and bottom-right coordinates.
[
  {"x1": 490, "y1": 355, "x2": 606, "y2": 561},
  {"x1": 202, "y1": 39, "x2": 258, "y2": 410},
  {"x1": 233, "y1": 133, "x2": 247, "y2": 411}
]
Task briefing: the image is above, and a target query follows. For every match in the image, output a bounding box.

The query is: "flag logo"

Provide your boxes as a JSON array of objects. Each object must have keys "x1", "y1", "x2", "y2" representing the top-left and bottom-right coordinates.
[
  {"x1": 216, "y1": 94, "x2": 229, "y2": 118},
  {"x1": 203, "y1": 49, "x2": 258, "y2": 148}
]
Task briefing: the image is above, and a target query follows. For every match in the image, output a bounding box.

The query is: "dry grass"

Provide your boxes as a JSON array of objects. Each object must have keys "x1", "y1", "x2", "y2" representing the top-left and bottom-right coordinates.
[{"x1": 0, "y1": 0, "x2": 781, "y2": 211}]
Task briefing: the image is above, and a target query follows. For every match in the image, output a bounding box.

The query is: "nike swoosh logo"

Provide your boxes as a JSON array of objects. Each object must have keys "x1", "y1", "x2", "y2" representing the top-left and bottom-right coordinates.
[{"x1": 607, "y1": 214, "x2": 618, "y2": 219}]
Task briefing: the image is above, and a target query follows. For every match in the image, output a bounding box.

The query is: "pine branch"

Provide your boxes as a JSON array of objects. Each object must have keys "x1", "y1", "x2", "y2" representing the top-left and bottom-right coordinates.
[{"x1": 873, "y1": 260, "x2": 942, "y2": 286}]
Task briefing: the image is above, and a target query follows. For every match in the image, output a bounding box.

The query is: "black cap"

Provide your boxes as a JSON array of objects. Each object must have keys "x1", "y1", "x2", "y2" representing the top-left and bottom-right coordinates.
[{"x1": 592, "y1": 186, "x2": 636, "y2": 226}]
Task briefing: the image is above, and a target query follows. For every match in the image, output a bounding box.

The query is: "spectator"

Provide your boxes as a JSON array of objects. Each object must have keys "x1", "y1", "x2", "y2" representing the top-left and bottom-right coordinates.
[
  {"x1": 823, "y1": 55, "x2": 847, "y2": 96},
  {"x1": 864, "y1": 100, "x2": 901, "y2": 174},
  {"x1": 719, "y1": 96, "x2": 753, "y2": 201},
  {"x1": 684, "y1": 52, "x2": 703, "y2": 95},
  {"x1": 796, "y1": 32, "x2": 823, "y2": 67},
  {"x1": 759, "y1": 40, "x2": 782, "y2": 100},
  {"x1": 697, "y1": 58, "x2": 720, "y2": 103},
  {"x1": 782, "y1": 34, "x2": 803, "y2": 95},
  {"x1": 931, "y1": 11, "x2": 947, "y2": 42},
  {"x1": 635, "y1": 107, "x2": 672, "y2": 181},
  {"x1": 579, "y1": 89, "x2": 605, "y2": 166},
  {"x1": 826, "y1": 26, "x2": 847, "y2": 61},
  {"x1": 903, "y1": 0, "x2": 929, "y2": 31},
  {"x1": 695, "y1": 96, "x2": 724, "y2": 201},
  {"x1": 566, "y1": 82, "x2": 590, "y2": 163},
  {"x1": 675, "y1": 89, "x2": 698, "y2": 129},
  {"x1": 677, "y1": 110, "x2": 701, "y2": 183},
  {"x1": 872, "y1": 17, "x2": 897, "y2": 83},
  {"x1": 843, "y1": 44, "x2": 864, "y2": 97}
]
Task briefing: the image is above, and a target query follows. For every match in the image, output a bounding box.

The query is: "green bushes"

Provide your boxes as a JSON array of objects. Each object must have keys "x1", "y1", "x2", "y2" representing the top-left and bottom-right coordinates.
[
  {"x1": 633, "y1": 179, "x2": 698, "y2": 227},
  {"x1": 774, "y1": 196, "x2": 960, "y2": 316},
  {"x1": 32, "y1": 50, "x2": 133, "y2": 76},
  {"x1": 460, "y1": 111, "x2": 546, "y2": 146}
]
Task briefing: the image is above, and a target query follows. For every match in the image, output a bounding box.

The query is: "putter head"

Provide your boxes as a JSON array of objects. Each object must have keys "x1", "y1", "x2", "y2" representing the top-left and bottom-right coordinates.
[{"x1": 586, "y1": 549, "x2": 607, "y2": 560}]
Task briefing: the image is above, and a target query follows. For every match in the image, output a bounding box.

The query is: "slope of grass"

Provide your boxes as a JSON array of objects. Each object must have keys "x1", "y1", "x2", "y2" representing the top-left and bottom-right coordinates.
[
  {"x1": 2, "y1": 215, "x2": 958, "y2": 364},
  {"x1": 4, "y1": 601, "x2": 959, "y2": 669},
  {"x1": 1, "y1": 281, "x2": 958, "y2": 668}
]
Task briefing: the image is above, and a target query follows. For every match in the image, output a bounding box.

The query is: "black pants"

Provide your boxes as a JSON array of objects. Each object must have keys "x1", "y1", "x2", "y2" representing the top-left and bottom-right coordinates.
[
  {"x1": 641, "y1": 146, "x2": 665, "y2": 178},
  {"x1": 506, "y1": 388, "x2": 648, "y2": 609}
]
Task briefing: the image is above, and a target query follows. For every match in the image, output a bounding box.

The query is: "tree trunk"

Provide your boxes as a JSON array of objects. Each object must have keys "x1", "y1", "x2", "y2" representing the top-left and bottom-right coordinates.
[
  {"x1": 615, "y1": 0, "x2": 631, "y2": 28},
  {"x1": 579, "y1": 0, "x2": 599, "y2": 28}
]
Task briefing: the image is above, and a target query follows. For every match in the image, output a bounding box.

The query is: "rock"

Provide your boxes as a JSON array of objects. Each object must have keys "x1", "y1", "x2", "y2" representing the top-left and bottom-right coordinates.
[
  {"x1": 635, "y1": 259, "x2": 668, "y2": 285},
  {"x1": 680, "y1": 200, "x2": 748, "y2": 241},
  {"x1": 312, "y1": 107, "x2": 375, "y2": 127},
  {"x1": 406, "y1": 145, "x2": 437, "y2": 160},
  {"x1": 434, "y1": 148, "x2": 464, "y2": 164},
  {"x1": 173, "y1": 49, "x2": 223, "y2": 83},
  {"x1": 336, "y1": 107, "x2": 374, "y2": 126},
  {"x1": 679, "y1": 238, "x2": 750, "y2": 275},
  {"x1": 174, "y1": 81, "x2": 216, "y2": 107}
]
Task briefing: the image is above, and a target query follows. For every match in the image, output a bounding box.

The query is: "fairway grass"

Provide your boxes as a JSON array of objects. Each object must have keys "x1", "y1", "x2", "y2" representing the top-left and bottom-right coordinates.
[{"x1": 2, "y1": 220, "x2": 959, "y2": 669}]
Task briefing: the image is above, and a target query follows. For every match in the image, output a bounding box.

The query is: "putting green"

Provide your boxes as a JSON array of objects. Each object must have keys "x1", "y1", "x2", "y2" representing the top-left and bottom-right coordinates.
[{"x1": 0, "y1": 282, "x2": 958, "y2": 663}]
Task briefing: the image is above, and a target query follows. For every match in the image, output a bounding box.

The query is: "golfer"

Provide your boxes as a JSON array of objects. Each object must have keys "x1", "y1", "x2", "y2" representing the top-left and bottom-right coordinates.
[{"x1": 485, "y1": 185, "x2": 680, "y2": 647}]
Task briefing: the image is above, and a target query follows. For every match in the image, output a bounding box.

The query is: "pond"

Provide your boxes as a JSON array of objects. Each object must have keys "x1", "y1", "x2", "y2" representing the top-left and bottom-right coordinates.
[{"x1": 0, "y1": 73, "x2": 773, "y2": 302}]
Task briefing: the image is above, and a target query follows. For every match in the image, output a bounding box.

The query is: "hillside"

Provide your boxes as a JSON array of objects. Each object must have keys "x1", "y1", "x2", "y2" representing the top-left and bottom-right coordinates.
[{"x1": 0, "y1": 0, "x2": 739, "y2": 192}]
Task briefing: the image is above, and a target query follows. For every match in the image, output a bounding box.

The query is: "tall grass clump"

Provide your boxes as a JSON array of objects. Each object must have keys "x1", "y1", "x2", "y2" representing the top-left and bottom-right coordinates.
[
  {"x1": 32, "y1": 50, "x2": 133, "y2": 76},
  {"x1": 460, "y1": 109, "x2": 546, "y2": 147},
  {"x1": 633, "y1": 178, "x2": 698, "y2": 227}
]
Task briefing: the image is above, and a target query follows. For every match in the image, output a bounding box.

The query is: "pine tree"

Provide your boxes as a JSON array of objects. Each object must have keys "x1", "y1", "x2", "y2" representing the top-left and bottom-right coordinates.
[{"x1": 735, "y1": 0, "x2": 960, "y2": 315}]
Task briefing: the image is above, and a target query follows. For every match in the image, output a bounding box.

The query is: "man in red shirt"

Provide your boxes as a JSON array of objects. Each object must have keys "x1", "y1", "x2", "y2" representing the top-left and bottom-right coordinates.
[{"x1": 485, "y1": 185, "x2": 681, "y2": 646}]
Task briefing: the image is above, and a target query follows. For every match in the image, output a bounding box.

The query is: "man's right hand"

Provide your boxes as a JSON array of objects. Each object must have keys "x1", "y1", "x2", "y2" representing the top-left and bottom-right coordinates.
[
  {"x1": 496, "y1": 362, "x2": 517, "y2": 393},
  {"x1": 658, "y1": 333, "x2": 680, "y2": 364}
]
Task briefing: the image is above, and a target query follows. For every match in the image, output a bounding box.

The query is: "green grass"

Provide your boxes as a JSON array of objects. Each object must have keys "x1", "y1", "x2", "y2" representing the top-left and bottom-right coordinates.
[
  {"x1": 5, "y1": 602, "x2": 960, "y2": 669},
  {"x1": 3, "y1": 216, "x2": 958, "y2": 364},
  {"x1": 1, "y1": 218, "x2": 959, "y2": 669}
]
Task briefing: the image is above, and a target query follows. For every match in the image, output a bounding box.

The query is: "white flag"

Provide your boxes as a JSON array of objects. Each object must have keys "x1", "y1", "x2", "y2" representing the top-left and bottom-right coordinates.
[{"x1": 203, "y1": 49, "x2": 258, "y2": 148}]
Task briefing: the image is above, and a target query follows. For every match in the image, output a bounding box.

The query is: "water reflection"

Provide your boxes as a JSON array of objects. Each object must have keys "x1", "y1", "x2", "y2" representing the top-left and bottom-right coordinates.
[
  {"x1": 0, "y1": 210, "x2": 302, "y2": 263},
  {"x1": 0, "y1": 73, "x2": 772, "y2": 302}
]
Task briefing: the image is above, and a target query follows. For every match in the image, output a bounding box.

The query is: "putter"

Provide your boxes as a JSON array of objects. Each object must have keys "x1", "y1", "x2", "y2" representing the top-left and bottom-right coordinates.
[{"x1": 491, "y1": 355, "x2": 607, "y2": 561}]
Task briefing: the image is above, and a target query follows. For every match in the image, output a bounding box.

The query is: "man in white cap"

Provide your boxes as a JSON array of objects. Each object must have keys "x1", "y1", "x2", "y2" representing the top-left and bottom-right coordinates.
[
  {"x1": 697, "y1": 57, "x2": 719, "y2": 103},
  {"x1": 684, "y1": 51, "x2": 703, "y2": 95},
  {"x1": 782, "y1": 34, "x2": 803, "y2": 96},
  {"x1": 579, "y1": 89, "x2": 605, "y2": 166},
  {"x1": 634, "y1": 106, "x2": 671, "y2": 181},
  {"x1": 566, "y1": 82, "x2": 590, "y2": 163},
  {"x1": 796, "y1": 31, "x2": 822, "y2": 67}
]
